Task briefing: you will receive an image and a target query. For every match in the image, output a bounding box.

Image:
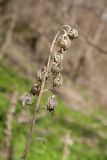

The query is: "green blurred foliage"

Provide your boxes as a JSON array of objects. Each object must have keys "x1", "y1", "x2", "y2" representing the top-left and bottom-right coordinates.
[{"x1": 0, "y1": 63, "x2": 107, "y2": 160}]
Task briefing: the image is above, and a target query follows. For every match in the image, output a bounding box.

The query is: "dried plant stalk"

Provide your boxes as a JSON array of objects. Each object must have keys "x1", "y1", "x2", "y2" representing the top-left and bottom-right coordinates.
[{"x1": 21, "y1": 25, "x2": 78, "y2": 160}]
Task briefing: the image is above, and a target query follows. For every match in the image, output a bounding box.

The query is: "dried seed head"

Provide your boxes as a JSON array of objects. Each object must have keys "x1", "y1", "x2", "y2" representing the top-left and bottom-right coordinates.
[
  {"x1": 30, "y1": 84, "x2": 40, "y2": 96},
  {"x1": 53, "y1": 73, "x2": 63, "y2": 88},
  {"x1": 51, "y1": 62, "x2": 63, "y2": 75},
  {"x1": 68, "y1": 28, "x2": 78, "y2": 39},
  {"x1": 54, "y1": 51, "x2": 63, "y2": 63},
  {"x1": 22, "y1": 93, "x2": 33, "y2": 106},
  {"x1": 47, "y1": 95, "x2": 57, "y2": 112},
  {"x1": 58, "y1": 35, "x2": 71, "y2": 49}
]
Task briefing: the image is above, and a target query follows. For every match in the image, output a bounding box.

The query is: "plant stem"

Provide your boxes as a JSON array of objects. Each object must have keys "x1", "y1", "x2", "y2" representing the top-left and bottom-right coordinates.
[{"x1": 21, "y1": 30, "x2": 60, "y2": 160}]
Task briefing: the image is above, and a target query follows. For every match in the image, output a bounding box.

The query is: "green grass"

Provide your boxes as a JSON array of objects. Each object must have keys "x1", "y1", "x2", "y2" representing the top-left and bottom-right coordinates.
[{"x1": 0, "y1": 62, "x2": 107, "y2": 160}]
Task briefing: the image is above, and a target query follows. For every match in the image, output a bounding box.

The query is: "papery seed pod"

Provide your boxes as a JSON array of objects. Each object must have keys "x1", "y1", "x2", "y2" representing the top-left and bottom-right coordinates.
[
  {"x1": 22, "y1": 92, "x2": 33, "y2": 106},
  {"x1": 51, "y1": 62, "x2": 63, "y2": 75},
  {"x1": 53, "y1": 73, "x2": 63, "y2": 88},
  {"x1": 30, "y1": 84, "x2": 40, "y2": 96},
  {"x1": 37, "y1": 69, "x2": 45, "y2": 81},
  {"x1": 68, "y1": 28, "x2": 78, "y2": 39},
  {"x1": 54, "y1": 52, "x2": 63, "y2": 63},
  {"x1": 47, "y1": 95, "x2": 57, "y2": 114},
  {"x1": 37, "y1": 66, "x2": 48, "y2": 82},
  {"x1": 58, "y1": 35, "x2": 71, "y2": 50}
]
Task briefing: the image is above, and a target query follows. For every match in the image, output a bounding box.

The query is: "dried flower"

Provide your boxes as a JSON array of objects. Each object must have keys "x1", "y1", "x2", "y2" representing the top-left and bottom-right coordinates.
[
  {"x1": 30, "y1": 84, "x2": 40, "y2": 96},
  {"x1": 47, "y1": 95, "x2": 57, "y2": 113},
  {"x1": 68, "y1": 28, "x2": 78, "y2": 39},
  {"x1": 58, "y1": 35, "x2": 71, "y2": 50},
  {"x1": 53, "y1": 73, "x2": 63, "y2": 88},
  {"x1": 53, "y1": 51, "x2": 63, "y2": 63},
  {"x1": 22, "y1": 93, "x2": 33, "y2": 106},
  {"x1": 51, "y1": 62, "x2": 63, "y2": 75}
]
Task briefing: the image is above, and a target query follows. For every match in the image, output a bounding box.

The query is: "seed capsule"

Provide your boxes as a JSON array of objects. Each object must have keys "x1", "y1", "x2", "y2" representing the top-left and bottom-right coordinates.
[
  {"x1": 68, "y1": 29, "x2": 78, "y2": 39},
  {"x1": 47, "y1": 95, "x2": 57, "y2": 115},
  {"x1": 37, "y1": 69, "x2": 45, "y2": 82},
  {"x1": 53, "y1": 73, "x2": 63, "y2": 88},
  {"x1": 51, "y1": 62, "x2": 63, "y2": 75},
  {"x1": 22, "y1": 93, "x2": 33, "y2": 106},
  {"x1": 54, "y1": 52, "x2": 63, "y2": 63},
  {"x1": 37, "y1": 66, "x2": 48, "y2": 82},
  {"x1": 58, "y1": 35, "x2": 71, "y2": 50},
  {"x1": 30, "y1": 84, "x2": 40, "y2": 96}
]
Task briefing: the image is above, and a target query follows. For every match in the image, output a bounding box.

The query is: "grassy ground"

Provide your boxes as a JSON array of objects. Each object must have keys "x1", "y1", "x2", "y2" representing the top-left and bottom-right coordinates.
[{"x1": 0, "y1": 62, "x2": 107, "y2": 160}]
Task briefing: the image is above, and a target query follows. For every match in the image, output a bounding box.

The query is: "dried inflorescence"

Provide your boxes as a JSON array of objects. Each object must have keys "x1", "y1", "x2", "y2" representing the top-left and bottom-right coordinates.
[
  {"x1": 22, "y1": 25, "x2": 78, "y2": 113},
  {"x1": 50, "y1": 26, "x2": 78, "y2": 90},
  {"x1": 21, "y1": 25, "x2": 78, "y2": 160}
]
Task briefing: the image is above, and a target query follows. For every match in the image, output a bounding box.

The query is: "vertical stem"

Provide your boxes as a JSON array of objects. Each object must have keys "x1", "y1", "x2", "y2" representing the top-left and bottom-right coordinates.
[
  {"x1": 21, "y1": 31, "x2": 60, "y2": 160},
  {"x1": 21, "y1": 79, "x2": 45, "y2": 159}
]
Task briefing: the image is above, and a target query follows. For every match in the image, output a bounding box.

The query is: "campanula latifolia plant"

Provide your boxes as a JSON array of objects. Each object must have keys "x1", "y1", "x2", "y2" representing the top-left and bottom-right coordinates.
[{"x1": 21, "y1": 25, "x2": 78, "y2": 160}]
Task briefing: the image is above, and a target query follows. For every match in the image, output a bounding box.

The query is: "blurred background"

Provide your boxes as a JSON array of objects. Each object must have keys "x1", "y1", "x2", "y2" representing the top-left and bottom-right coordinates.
[{"x1": 0, "y1": 0, "x2": 107, "y2": 159}]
